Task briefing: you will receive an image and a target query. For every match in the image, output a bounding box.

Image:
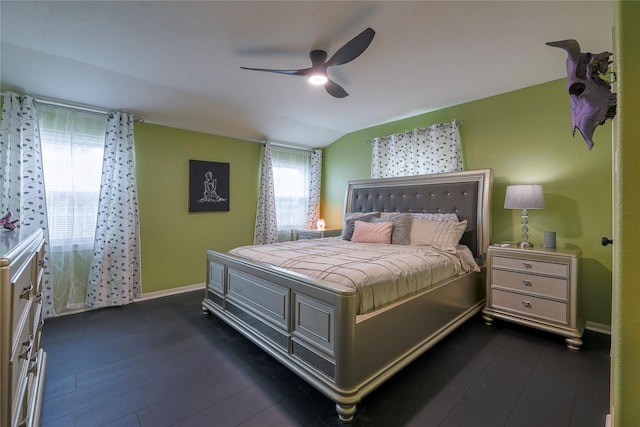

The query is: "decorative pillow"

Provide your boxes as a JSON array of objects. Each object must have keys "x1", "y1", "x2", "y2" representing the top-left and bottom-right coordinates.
[
  {"x1": 409, "y1": 218, "x2": 468, "y2": 249},
  {"x1": 373, "y1": 213, "x2": 413, "y2": 245},
  {"x1": 351, "y1": 221, "x2": 393, "y2": 244},
  {"x1": 341, "y1": 212, "x2": 380, "y2": 240},
  {"x1": 410, "y1": 212, "x2": 460, "y2": 222}
]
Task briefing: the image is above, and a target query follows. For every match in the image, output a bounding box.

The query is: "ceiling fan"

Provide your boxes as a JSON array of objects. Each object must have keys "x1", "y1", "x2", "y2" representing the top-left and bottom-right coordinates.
[{"x1": 240, "y1": 27, "x2": 375, "y2": 98}]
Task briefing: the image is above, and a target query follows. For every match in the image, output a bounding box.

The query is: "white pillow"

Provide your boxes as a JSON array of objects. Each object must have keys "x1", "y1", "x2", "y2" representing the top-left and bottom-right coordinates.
[
  {"x1": 351, "y1": 221, "x2": 393, "y2": 244},
  {"x1": 409, "y1": 218, "x2": 467, "y2": 249}
]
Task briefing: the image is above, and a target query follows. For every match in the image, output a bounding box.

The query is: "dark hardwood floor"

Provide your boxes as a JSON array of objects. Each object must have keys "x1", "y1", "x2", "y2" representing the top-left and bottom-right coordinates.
[{"x1": 40, "y1": 290, "x2": 610, "y2": 427}]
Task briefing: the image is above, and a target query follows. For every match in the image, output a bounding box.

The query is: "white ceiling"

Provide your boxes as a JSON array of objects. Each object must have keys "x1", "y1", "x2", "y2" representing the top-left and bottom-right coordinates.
[{"x1": 0, "y1": 1, "x2": 613, "y2": 148}]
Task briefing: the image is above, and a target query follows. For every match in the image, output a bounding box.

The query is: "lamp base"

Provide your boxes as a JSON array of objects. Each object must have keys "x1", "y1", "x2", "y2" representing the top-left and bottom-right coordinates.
[{"x1": 517, "y1": 241, "x2": 534, "y2": 248}]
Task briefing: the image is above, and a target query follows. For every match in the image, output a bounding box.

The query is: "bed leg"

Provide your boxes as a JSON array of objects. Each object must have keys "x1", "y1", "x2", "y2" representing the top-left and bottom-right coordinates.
[{"x1": 336, "y1": 403, "x2": 356, "y2": 423}]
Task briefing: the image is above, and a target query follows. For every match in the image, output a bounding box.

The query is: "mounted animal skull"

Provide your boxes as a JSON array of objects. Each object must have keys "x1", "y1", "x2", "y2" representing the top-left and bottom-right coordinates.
[{"x1": 546, "y1": 39, "x2": 616, "y2": 150}]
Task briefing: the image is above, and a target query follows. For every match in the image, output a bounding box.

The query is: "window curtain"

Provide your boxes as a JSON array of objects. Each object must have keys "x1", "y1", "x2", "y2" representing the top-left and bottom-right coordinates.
[
  {"x1": 0, "y1": 92, "x2": 54, "y2": 317},
  {"x1": 253, "y1": 141, "x2": 278, "y2": 245},
  {"x1": 370, "y1": 119, "x2": 464, "y2": 178},
  {"x1": 86, "y1": 112, "x2": 141, "y2": 308},
  {"x1": 305, "y1": 149, "x2": 322, "y2": 229},
  {"x1": 38, "y1": 104, "x2": 107, "y2": 315},
  {"x1": 271, "y1": 146, "x2": 311, "y2": 241},
  {"x1": 0, "y1": 93, "x2": 54, "y2": 316}
]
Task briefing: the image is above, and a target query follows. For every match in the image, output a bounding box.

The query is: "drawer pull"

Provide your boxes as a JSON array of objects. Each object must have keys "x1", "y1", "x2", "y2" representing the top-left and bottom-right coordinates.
[
  {"x1": 522, "y1": 280, "x2": 533, "y2": 287},
  {"x1": 19, "y1": 337, "x2": 33, "y2": 359},
  {"x1": 523, "y1": 301, "x2": 532, "y2": 309},
  {"x1": 20, "y1": 283, "x2": 33, "y2": 299},
  {"x1": 28, "y1": 355, "x2": 39, "y2": 374},
  {"x1": 523, "y1": 262, "x2": 533, "y2": 269}
]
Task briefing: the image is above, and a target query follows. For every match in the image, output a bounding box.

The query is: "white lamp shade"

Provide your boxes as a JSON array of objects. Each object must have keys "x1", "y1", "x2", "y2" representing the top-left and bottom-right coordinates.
[{"x1": 504, "y1": 185, "x2": 545, "y2": 209}]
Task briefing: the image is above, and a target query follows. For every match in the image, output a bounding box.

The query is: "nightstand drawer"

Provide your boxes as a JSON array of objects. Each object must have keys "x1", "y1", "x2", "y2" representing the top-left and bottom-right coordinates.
[
  {"x1": 491, "y1": 269, "x2": 568, "y2": 300},
  {"x1": 492, "y1": 289, "x2": 567, "y2": 324},
  {"x1": 294, "y1": 229, "x2": 342, "y2": 240},
  {"x1": 492, "y1": 255, "x2": 569, "y2": 277}
]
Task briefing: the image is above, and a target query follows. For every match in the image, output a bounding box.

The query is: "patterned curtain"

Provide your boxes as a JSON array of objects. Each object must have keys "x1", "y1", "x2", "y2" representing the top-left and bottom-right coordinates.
[
  {"x1": 253, "y1": 141, "x2": 278, "y2": 245},
  {"x1": 370, "y1": 119, "x2": 463, "y2": 178},
  {"x1": 305, "y1": 149, "x2": 322, "y2": 229},
  {"x1": 0, "y1": 92, "x2": 54, "y2": 317},
  {"x1": 86, "y1": 112, "x2": 141, "y2": 308}
]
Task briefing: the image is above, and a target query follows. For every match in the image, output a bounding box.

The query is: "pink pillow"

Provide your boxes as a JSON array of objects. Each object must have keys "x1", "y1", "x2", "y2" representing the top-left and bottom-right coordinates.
[{"x1": 351, "y1": 220, "x2": 393, "y2": 244}]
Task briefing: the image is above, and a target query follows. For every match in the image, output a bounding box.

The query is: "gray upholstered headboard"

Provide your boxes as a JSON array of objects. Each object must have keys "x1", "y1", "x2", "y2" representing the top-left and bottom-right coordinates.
[{"x1": 344, "y1": 169, "x2": 492, "y2": 261}]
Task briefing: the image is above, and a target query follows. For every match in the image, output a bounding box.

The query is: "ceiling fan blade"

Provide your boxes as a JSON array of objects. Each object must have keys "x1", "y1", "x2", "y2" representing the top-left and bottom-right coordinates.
[
  {"x1": 325, "y1": 80, "x2": 349, "y2": 98},
  {"x1": 240, "y1": 66, "x2": 311, "y2": 76},
  {"x1": 327, "y1": 27, "x2": 375, "y2": 67}
]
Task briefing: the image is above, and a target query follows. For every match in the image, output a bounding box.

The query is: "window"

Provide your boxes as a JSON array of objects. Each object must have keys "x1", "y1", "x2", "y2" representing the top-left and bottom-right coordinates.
[
  {"x1": 39, "y1": 105, "x2": 106, "y2": 247},
  {"x1": 271, "y1": 146, "x2": 311, "y2": 234}
]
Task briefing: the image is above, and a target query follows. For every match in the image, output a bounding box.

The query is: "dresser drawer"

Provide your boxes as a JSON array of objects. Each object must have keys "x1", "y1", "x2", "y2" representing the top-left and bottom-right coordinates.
[
  {"x1": 13, "y1": 374, "x2": 29, "y2": 427},
  {"x1": 11, "y1": 319, "x2": 33, "y2": 398},
  {"x1": 26, "y1": 349, "x2": 47, "y2": 427},
  {"x1": 491, "y1": 269, "x2": 568, "y2": 301},
  {"x1": 31, "y1": 302, "x2": 44, "y2": 356},
  {"x1": 35, "y1": 243, "x2": 45, "y2": 294},
  {"x1": 11, "y1": 255, "x2": 35, "y2": 333},
  {"x1": 492, "y1": 255, "x2": 569, "y2": 277},
  {"x1": 491, "y1": 289, "x2": 568, "y2": 324}
]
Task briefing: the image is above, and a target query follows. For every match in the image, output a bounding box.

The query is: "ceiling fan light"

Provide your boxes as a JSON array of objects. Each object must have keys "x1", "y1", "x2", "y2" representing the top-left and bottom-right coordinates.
[{"x1": 308, "y1": 74, "x2": 328, "y2": 85}]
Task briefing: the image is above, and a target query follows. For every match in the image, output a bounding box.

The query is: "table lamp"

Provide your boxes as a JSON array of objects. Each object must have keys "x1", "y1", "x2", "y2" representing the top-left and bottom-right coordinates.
[{"x1": 504, "y1": 184, "x2": 545, "y2": 248}]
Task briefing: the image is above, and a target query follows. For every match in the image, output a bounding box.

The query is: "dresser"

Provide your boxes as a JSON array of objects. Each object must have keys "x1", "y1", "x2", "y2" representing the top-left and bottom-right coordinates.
[
  {"x1": 293, "y1": 228, "x2": 342, "y2": 240},
  {"x1": 482, "y1": 245, "x2": 584, "y2": 350},
  {"x1": 1, "y1": 228, "x2": 47, "y2": 427}
]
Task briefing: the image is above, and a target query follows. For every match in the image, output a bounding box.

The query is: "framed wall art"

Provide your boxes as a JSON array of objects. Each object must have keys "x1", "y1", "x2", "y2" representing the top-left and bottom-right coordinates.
[{"x1": 189, "y1": 160, "x2": 230, "y2": 212}]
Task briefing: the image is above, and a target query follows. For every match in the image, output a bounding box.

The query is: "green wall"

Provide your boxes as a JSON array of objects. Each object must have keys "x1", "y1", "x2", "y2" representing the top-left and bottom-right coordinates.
[
  {"x1": 134, "y1": 123, "x2": 260, "y2": 293},
  {"x1": 323, "y1": 79, "x2": 613, "y2": 327},
  {"x1": 614, "y1": 1, "x2": 640, "y2": 424}
]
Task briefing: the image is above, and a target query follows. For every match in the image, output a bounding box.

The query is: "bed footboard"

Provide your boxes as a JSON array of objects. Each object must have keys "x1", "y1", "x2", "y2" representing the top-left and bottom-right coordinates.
[{"x1": 203, "y1": 250, "x2": 364, "y2": 421}]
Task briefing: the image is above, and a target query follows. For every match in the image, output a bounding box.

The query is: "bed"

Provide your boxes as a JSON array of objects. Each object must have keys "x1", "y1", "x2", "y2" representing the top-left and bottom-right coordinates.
[{"x1": 202, "y1": 168, "x2": 492, "y2": 422}]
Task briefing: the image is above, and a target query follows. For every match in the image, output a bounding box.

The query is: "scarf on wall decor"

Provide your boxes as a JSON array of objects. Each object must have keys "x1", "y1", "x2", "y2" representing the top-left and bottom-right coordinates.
[
  {"x1": 546, "y1": 39, "x2": 617, "y2": 150},
  {"x1": 369, "y1": 119, "x2": 464, "y2": 179}
]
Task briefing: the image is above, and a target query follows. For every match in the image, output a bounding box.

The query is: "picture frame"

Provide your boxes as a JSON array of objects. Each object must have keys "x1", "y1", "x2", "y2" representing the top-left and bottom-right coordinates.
[{"x1": 189, "y1": 160, "x2": 230, "y2": 212}]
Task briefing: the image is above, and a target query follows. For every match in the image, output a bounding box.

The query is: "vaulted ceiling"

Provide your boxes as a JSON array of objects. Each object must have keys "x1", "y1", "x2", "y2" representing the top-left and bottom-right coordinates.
[{"x1": 0, "y1": 1, "x2": 613, "y2": 147}]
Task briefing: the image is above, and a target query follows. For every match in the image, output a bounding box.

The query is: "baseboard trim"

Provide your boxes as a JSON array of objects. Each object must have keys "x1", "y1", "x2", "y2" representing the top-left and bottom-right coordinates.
[
  {"x1": 135, "y1": 283, "x2": 204, "y2": 302},
  {"x1": 586, "y1": 321, "x2": 611, "y2": 335},
  {"x1": 605, "y1": 413, "x2": 612, "y2": 427}
]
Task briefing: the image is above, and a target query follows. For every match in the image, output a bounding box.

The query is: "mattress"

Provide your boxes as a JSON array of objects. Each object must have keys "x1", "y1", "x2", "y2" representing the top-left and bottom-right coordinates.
[{"x1": 229, "y1": 238, "x2": 480, "y2": 314}]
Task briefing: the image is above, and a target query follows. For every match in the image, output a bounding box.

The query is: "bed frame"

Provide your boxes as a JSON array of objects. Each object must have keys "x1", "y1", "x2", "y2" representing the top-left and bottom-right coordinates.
[{"x1": 202, "y1": 168, "x2": 492, "y2": 422}]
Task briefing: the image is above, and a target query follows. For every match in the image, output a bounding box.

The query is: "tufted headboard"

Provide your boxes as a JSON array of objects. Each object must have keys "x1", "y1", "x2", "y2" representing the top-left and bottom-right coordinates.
[{"x1": 344, "y1": 169, "x2": 492, "y2": 261}]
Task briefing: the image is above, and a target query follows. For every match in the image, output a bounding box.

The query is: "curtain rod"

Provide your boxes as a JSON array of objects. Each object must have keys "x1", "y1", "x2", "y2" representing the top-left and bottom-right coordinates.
[
  {"x1": 35, "y1": 96, "x2": 112, "y2": 115},
  {"x1": 1, "y1": 92, "x2": 144, "y2": 122},
  {"x1": 260, "y1": 141, "x2": 321, "y2": 152}
]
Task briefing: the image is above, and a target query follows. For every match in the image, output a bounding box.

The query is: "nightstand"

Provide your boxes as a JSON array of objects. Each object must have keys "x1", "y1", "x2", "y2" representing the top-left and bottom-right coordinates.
[
  {"x1": 482, "y1": 245, "x2": 585, "y2": 350},
  {"x1": 294, "y1": 228, "x2": 342, "y2": 240}
]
